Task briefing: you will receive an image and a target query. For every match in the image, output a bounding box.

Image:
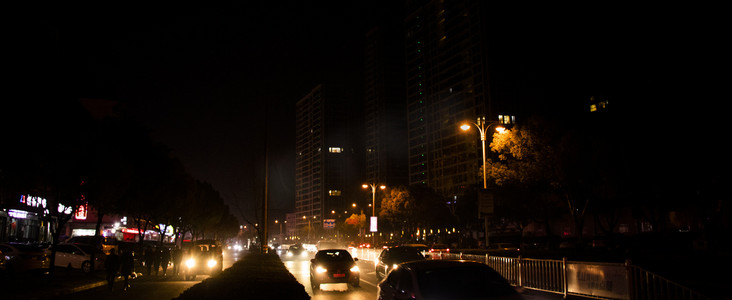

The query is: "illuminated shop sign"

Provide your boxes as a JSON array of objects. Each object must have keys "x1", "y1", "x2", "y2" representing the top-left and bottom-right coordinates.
[
  {"x1": 19, "y1": 195, "x2": 47, "y2": 209},
  {"x1": 75, "y1": 203, "x2": 88, "y2": 220},
  {"x1": 19, "y1": 194, "x2": 79, "y2": 216},
  {"x1": 8, "y1": 209, "x2": 29, "y2": 219}
]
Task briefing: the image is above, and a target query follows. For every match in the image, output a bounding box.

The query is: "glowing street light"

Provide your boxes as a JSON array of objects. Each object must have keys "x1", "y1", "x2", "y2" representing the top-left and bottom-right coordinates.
[
  {"x1": 460, "y1": 117, "x2": 505, "y2": 189},
  {"x1": 362, "y1": 183, "x2": 386, "y2": 217}
]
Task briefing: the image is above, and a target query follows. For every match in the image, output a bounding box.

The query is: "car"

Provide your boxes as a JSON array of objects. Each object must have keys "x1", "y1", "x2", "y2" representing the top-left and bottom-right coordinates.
[
  {"x1": 375, "y1": 246, "x2": 426, "y2": 280},
  {"x1": 66, "y1": 235, "x2": 119, "y2": 255},
  {"x1": 181, "y1": 239, "x2": 224, "y2": 280},
  {"x1": 284, "y1": 243, "x2": 309, "y2": 259},
  {"x1": 377, "y1": 260, "x2": 523, "y2": 300},
  {"x1": 428, "y1": 243, "x2": 450, "y2": 253},
  {"x1": 53, "y1": 243, "x2": 105, "y2": 273},
  {"x1": 309, "y1": 249, "x2": 360, "y2": 293},
  {"x1": 0, "y1": 242, "x2": 50, "y2": 275},
  {"x1": 489, "y1": 243, "x2": 519, "y2": 251},
  {"x1": 0, "y1": 247, "x2": 6, "y2": 274}
]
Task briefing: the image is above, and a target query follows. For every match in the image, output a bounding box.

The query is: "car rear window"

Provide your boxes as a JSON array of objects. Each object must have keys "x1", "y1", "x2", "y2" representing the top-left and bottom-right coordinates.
[
  {"x1": 416, "y1": 265, "x2": 516, "y2": 299},
  {"x1": 315, "y1": 250, "x2": 352, "y2": 261}
]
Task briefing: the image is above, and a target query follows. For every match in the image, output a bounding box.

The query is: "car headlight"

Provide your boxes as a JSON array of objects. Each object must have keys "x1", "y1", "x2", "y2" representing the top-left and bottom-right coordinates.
[
  {"x1": 350, "y1": 265, "x2": 360, "y2": 272},
  {"x1": 301, "y1": 251, "x2": 308, "y2": 257},
  {"x1": 287, "y1": 252, "x2": 293, "y2": 257},
  {"x1": 185, "y1": 258, "x2": 196, "y2": 268},
  {"x1": 391, "y1": 264, "x2": 399, "y2": 270},
  {"x1": 315, "y1": 266, "x2": 327, "y2": 273},
  {"x1": 207, "y1": 259, "x2": 217, "y2": 268}
]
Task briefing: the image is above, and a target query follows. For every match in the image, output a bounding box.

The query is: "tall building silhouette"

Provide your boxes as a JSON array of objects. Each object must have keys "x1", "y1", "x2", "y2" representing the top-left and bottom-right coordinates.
[
  {"x1": 294, "y1": 84, "x2": 355, "y2": 231},
  {"x1": 363, "y1": 23, "x2": 408, "y2": 189},
  {"x1": 404, "y1": 0, "x2": 518, "y2": 197}
]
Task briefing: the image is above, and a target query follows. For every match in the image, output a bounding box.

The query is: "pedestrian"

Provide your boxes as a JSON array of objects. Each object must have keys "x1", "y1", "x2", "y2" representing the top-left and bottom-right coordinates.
[
  {"x1": 104, "y1": 248, "x2": 121, "y2": 290},
  {"x1": 120, "y1": 249, "x2": 135, "y2": 291},
  {"x1": 152, "y1": 247, "x2": 161, "y2": 276},
  {"x1": 160, "y1": 247, "x2": 171, "y2": 276},
  {"x1": 144, "y1": 247, "x2": 153, "y2": 276},
  {"x1": 172, "y1": 247, "x2": 182, "y2": 276}
]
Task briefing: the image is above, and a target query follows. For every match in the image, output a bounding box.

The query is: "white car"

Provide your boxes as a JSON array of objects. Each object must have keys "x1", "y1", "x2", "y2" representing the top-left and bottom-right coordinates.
[{"x1": 53, "y1": 243, "x2": 105, "y2": 273}]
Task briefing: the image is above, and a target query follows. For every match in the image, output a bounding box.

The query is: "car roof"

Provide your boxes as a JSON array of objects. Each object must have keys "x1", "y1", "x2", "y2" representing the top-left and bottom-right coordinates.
[{"x1": 400, "y1": 259, "x2": 489, "y2": 271}]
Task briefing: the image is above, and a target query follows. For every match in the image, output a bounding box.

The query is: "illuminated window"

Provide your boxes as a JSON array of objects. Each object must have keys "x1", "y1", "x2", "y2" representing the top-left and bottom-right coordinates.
[
  {"x1": 329, "y1": 147, "x2": 343, "y2": 153},
  {"x1": 328, "y1": 190, "x2": 342, "y2": 196}
]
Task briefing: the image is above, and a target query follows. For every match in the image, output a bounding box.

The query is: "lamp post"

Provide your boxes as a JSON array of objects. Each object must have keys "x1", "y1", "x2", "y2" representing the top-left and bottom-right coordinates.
[
  {"x1": 362, "y1": 183, "x2": 386, "y2": 217},
  {"x1": 461, "y1": 117, "x2": 505, "y2": 247},
  {"x1": 362, "y1": 183, "x2": 386, "y2": 246},
  {"x1": 302, "y1": 215, "x2": 316, "y2": 243},
  {"x1": 460, "y1": 117, "x2": 505, "y2": 189}
]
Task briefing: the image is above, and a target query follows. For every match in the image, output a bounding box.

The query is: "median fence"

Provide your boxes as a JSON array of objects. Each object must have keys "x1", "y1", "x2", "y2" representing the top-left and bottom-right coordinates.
[{"x1": 349, "y1": 248, "x2": 710, "y2": 300}]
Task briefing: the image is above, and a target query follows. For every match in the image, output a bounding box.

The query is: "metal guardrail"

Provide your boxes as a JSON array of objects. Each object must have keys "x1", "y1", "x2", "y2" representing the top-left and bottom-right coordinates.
[{"x1": 350, "y1": 248, "x2": 711, "y2": 300}]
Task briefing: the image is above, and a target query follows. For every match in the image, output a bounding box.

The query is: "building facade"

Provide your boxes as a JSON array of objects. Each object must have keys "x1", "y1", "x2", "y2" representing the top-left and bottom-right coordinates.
[
  {"x1": 294, "y1": 84, "x2": 355, "y2": 236},
  {"x1": 405, "y1": 0, "x2": 514, "y2": 197},
  {"x1": 363, "y1": 23, "x2": 409, "y2": 189}
]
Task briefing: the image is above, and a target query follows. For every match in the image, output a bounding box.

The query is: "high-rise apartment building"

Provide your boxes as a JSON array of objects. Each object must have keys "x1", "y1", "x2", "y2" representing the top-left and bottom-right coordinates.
[
  {"x1": 294, "y1": 84, "x2": 355, "y2": 231},
  {"x1": 363, "y1": 24, "x2": 408, "y2": 188},
  {"x1": 404, "y1": 0, "x2": 517, "y2": 197}
]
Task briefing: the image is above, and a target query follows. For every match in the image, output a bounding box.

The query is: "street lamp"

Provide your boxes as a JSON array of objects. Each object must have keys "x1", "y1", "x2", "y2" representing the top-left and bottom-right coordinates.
[
  {"x1": 362, "y1": 183, "x2": 386, "y2": 217},
  {"x1": 362, "y1": 183, "x2": 385, "y2": 247},
  {"x1": 460, "y1": 117, "x2": 505, "y2": 189},
  {"x1": 302, "y1": 215, "x2": 316, "y2": 242}
]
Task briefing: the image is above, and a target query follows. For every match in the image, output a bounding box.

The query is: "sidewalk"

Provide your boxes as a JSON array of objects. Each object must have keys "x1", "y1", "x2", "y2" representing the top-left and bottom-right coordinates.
[{"x1": 5, "y1": 270, "x2": 143, "y2": 300}]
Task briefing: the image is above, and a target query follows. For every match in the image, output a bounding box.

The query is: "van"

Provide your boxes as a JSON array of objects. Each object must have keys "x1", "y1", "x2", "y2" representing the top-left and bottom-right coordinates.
[{"x1": 66, "y1": 235, "x2": 119, "y2": 255}]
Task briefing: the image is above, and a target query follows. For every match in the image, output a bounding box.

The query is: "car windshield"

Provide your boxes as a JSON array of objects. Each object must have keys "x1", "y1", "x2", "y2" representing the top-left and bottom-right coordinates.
[
  {"x1": 416, "y1": 265, "x2": 516, "y2": 299},
  {"x1": 389, "y1": 249, "x2": 425, "y2": 261},
  {"x1": 315, "y1": 250, "x2": 352, "y2": 261}
]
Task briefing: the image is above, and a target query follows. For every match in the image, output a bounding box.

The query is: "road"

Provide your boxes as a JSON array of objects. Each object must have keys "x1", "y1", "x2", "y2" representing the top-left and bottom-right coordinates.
[
  {"x1": 281, "y1": 251, "x2": 379, "y2": 300},
  {"x1": 280, "y1": 250, "x2": 567, "y2": 300}
]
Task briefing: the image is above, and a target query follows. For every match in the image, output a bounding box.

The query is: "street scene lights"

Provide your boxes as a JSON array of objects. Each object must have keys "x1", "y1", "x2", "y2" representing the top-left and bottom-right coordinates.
[
  {"x1": 461, "y1": 117, "x2": 505, "y2": 248},
  {"x1": 460, "y1": 117, "x2": 504, "y2": 189},
  {"x1": 362, "y1": 183, "x2": 386, "y2": 246},
  {"x1": 302, "y1": 215, "x2": 316, "y2": 242},
  {"x1": 362, "y1": 183, "x2": 386, "y2": 217}
]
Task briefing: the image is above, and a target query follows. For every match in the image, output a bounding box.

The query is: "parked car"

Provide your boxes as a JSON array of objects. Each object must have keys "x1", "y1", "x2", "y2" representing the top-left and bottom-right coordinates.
[
  {"x1": 0, "y1": 248, "x2": 6, "y2": 274},
  {"x1": 0, "y1": 243, "x2": 50, "y2": 275},
  {"x1": 53, "y1": 243, "x2": 105, "y2": 273},
  {"x1": 310, "y1": 249, "x2": 360, "y2": 293},
  {"x1": 377, "y1": 260, "x2": 523, "y2": 300},
  {"x1": 65, "y1": 235, "x2": 119, "y2": 255},
  {"x1": 375, "y1": 246, "x2": 426, "y2": 280}
]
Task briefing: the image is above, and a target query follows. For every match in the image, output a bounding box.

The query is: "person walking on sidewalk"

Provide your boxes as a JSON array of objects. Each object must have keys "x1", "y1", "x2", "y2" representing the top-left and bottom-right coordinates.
[
  {"x1": 160, "y1": 247, "x2": 171, "y2": 276},
  {"x1": 171, "y1": 247, "x2": 182, "y2": 276},
  {"x1": 152, "y1": 246, "x2": 161, "y2": 276},
  {"x1": 144, "y1": 247, "x2": 154, "y2": 276},
  {"x1": 104, "y1": 248, "x2": 121, "y2": 290},
  {"x1": 120, "y1": 249, "x2": 135, "y2": 291}
]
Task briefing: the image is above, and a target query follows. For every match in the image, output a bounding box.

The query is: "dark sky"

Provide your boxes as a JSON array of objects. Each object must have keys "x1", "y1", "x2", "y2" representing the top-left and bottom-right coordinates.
[
  {"x1": 7, "y1": 3, "x2": 726, "y2": 222},
  {"x1": 5, "y1": 2, "x2": 403, "y2": 221}
]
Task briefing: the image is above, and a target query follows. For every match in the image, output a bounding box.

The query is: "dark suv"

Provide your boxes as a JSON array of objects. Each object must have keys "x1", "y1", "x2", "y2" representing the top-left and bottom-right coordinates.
[
  {"x1": 181, "y1": 239, "x2": 224, "y2": 280},
  {"x1": 375, "y1": 246, "x2": 426, "y2": 280}
]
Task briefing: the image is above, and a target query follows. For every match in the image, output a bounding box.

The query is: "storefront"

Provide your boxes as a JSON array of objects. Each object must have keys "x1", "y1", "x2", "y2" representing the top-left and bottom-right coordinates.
[{"x1": 0, "y1": 194, "x2": 52, "y2": 243}]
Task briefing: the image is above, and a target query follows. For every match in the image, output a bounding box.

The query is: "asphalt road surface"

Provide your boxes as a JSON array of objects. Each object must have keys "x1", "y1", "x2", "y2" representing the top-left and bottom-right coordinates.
[{"x1": 280, "y1": 251, "x2": 567, "y2": 300}]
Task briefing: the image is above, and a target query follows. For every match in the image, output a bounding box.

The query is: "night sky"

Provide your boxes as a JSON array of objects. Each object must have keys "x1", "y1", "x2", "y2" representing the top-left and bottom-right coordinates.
[{"x1": 6, "y1": 3, "x2": 726, "y2": 221}]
